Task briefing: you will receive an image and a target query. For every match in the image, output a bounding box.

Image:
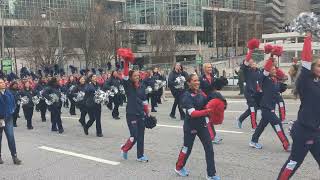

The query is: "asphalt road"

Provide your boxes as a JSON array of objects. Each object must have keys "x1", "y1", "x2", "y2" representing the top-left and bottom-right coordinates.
[{"x1": 1, "y1": 99, "x2": 319, "y2": 180}]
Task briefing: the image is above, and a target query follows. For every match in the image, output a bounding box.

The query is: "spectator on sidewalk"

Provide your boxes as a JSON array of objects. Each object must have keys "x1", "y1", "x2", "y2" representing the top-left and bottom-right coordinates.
[
  {"x1": 0, "y1": 77, "x2": 22, "y2": 165},
  {"x1": 288, "y1": 57, "x2": 299, "y2": 84},
  {"x1": 235, "y1": 68, "x2": 244, "y2": 95}
]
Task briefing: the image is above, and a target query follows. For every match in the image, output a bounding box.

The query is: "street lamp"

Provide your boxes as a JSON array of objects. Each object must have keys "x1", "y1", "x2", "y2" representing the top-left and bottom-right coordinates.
[
  {"x1": 41, "y1": 7, "x2": 63, "y2": 66},
  {"x1": 114, "y1": 20, "x2": 123, "y2": 65}
]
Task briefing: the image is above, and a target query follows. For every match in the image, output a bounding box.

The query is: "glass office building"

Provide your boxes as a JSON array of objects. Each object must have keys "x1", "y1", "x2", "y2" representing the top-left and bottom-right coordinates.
[
  {"x1": 2, "y1": 0, "x2": 92, "y2": 21},
  {"x1": 124, "y1": 0, "x2": 203, "y2": 27}
]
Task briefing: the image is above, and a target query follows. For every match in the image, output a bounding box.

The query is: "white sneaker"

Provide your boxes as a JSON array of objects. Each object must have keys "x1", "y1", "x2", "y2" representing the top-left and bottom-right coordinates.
[{"x1": 249, "y1": 141, "x2": 262, "y2": 149}]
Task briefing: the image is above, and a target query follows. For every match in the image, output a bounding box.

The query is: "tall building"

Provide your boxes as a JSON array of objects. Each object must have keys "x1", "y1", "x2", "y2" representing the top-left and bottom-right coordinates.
[
  {"x1": 264, "y1": 0, "x2": 286, "y2": 34},
  {"x1": 124, "y1": 0, "x2": 265, "y2": 63},
  {"x1": 0, "y1": 0, "x2": 266, "y2": 68}
]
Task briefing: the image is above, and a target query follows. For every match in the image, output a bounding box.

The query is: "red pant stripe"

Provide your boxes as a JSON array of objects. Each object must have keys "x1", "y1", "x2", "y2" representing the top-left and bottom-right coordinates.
[
  {"x1": 176, "y1": 147, "x2": 188, "y2": 170},
  {"x1": 278, "y1": 168, "x2": 292, "y2": 180},
  {"x1": 250, "y1": 112, "x2": 257, "y2": 129},
  {"x1": 280, "y1": 107, "x2": 286, "y2": 121},
  {"x1": 207, "y1": 122, "x2": 215, "y2": 140},
  {"x1": 277, "y1": 131, "x2": 289, "y2": 150}
]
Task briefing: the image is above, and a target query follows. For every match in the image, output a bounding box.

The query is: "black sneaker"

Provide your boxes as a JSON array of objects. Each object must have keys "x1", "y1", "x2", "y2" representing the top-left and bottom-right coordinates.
[
  {"x1": 27, "y1": 126, "x2": 34, "y2": 130},
  {"x1": 58, "y1": 129, "x2": 64, "y2": 134},
  {"x1": 151, "y1": 109, "x2": 157, "y2": 112},
  {"x1": 42, "y1": 119, "x2": 46, "y2": 122},
  {"x1": 83, "y1": 126, "x2": 89, "y2": 135},
  {"x1": 12, "y1": 156, "x2": 21, "y2": 165},
  {"x1": 170, "y1": 114, "x2": 176, "y2": 119},
  {"x1": 97, "y1": 133, "x2": 103, "y2": 137},
  {"x1": 0, "y1": 157, "x2": 3, "y2": 164},
  {"x1": 113, "y1": 117, "x2": 120, "y2": 120}
]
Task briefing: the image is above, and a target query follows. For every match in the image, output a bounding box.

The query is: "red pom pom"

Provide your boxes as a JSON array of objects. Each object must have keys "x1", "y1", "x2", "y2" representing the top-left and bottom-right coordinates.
[
  {"x1": 271, "y1": 46, "x2": 283, "y2": 57},
  {"x1": 117, "y1": 48, "x2": 135, "y2": 63},
  {"x1": 247, "y1": 38, "x2": 260, "y2": 50},
  {"x1": 264, "y1": 44, "x2": 273, "y2": 54},
  {"x1": 276, "y1": 68, "x2": 286, "y2": 80},
  {"x1": 264, "y1": 58, "x2": 274, "y2": 72},
  {"x1": 206, "y1": 99, "x2": 226, "y2": 125}
]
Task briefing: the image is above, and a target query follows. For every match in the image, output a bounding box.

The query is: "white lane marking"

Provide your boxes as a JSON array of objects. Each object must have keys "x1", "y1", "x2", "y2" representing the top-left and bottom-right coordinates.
[
  {"x1": 157, "y1": 124, "x2": 243, "y2": 134},
  {"x1": 61, "y1": 116, "x2": 79, "y2": 120},
  {"x1": 39, "y1": 146, "x2": 120, "y2": 166}
]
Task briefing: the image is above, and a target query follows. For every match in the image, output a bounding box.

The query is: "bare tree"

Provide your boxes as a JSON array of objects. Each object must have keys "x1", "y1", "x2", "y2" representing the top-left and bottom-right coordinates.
[
  {"x1": 73, "y1": 2, "x2": 120, "y2": 68},
  {"x1": 149, "y1": 12, "x2": 182, "y2": 65}
]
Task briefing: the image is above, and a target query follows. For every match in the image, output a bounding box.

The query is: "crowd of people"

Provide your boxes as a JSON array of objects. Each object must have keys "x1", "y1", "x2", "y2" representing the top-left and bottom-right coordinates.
[{"x1": 0, "y1": 34, "x2": 319, "y2": 180}]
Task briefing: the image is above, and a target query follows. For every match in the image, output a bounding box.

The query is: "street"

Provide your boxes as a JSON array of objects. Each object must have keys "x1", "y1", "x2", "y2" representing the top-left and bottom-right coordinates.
[{"x1": 1, "y1": 99, "x2": 319, "y2": 180}]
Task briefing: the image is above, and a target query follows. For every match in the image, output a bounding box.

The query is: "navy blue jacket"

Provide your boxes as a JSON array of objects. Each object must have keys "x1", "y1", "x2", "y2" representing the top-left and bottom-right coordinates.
[
  {"x1": 72, "y1": 83, "x2": 87, "y2": 109},
  {"x1": 143, "y1": 76, "x2": 156, "y2": 90},
  {"x1": 259, "y1": 75, "x2": 280, "y2": 111},
  {"x1": 123, "y1": 79, "x2": 147, "y2": 117},
  {"x1": 84, "y1": 82, "x2": 101, "y2": 109},
  {"x1": 0, "y1": 90, "x2": 16, "y2": 119},
  {"x1": 168, "y1": 70, "x2": 188, "y2": 97},
  {"x1": 180, "y1": 90, "x2": 208, "y2": 131},
  {"x1": 241, "y1": 64, "x2": 262, "y2": 96},
  {"x1": 296, "y1": 67, "x2": 320, "y2": 132},
  {"x1": 200, "y1": 73, "x2": 215, "y2": 95},
  {"x1": 19, "y1": 89, "x2": 35, "y2": 108},
  {"x1": 42, "y1": 86, "x2": 62, "y2": 110},
  {"x1": 103, "y1": 77, "x2": 122, "y2": 91}
]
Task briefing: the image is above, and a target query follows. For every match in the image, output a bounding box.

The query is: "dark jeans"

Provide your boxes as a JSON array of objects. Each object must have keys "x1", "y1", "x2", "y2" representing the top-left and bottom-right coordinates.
[
  {"x1": 176, "y1": 126, "x2": 216, "y2": 177},
  {"x1": 86, "y1": 104, "x2": 102, "y2": 135},
  {"x1": 121, "y1": 114, "x2": 145, "y2": 158},
  {"x1": 112, "y1": 95, "x2": 121, "y2": 118},
  {"x1": 22, "y1": 106, "x2": 34, "y2": 128},
  {"x1": 0, "y1": 116, "x2": 17, "y2": 157}
]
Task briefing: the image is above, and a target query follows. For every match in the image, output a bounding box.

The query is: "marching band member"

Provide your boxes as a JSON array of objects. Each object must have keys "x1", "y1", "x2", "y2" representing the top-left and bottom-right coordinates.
[
  {"x1": 9, "y1": 81, "x2": 21, "y2": 127},
  {"x1": 35, "y1": 75, "x2": 48, "y2": 122},
  {"x1": 72, "y1": 76, "x2": 87, "y2": 126},
  {"x1": 278, "y1": 33, "x2": 320, "y2": 180},
  {"x1": 83, "y1": 72, "x2": 103, "y2": 137},
  {"x1": 152, "y1": 67, "x2": 165, "y2": 104},
  {"x1": 237, "y1": 39, "x2": 262, "y2": 130},
  {"x1": 143, "y1": 70, "x2": 157, "y2": 112},
  {"x1": 20, "y1": 80, "x2": 35, "y2": 130},
  {"x1": 43, "y1": 77, "x2": 64, "y2": 134},
  {"x1": 168, "y1": 63, "x2": 188, "y2": 120},
  {"x1": 67, "y1": 75, "x2": 77, "y2": 115},
  {"x1": 119, "y1": 48, "x2": 149, "y2": 162},
  {"x1": 250, "y1": 56, "x2": 290, "y2": 151},
  {"x1": 174, "y1": 73, "x2": 220, "y2": 180},
  {"x1": 103, "y1": 71, "x2": 123, "y2": 120}
]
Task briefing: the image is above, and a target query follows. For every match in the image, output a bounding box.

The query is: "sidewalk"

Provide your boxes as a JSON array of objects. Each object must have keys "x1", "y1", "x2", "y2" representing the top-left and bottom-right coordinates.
[{"x1": 164, "y1": 89, "x2": 296, "y2": 99}]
